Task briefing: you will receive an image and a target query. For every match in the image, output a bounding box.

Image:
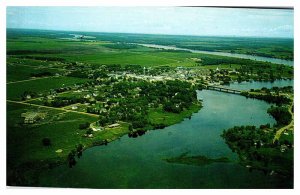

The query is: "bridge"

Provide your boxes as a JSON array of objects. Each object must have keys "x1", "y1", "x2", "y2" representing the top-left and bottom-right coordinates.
[{"x1": 206, "y1": 85, "x2": 242, "y2": 94}]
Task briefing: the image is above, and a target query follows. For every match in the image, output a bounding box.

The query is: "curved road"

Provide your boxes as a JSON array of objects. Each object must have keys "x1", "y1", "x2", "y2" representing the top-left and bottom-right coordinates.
[{"x1": 273, "y1": 102, "x2": 294, "y2": 143}]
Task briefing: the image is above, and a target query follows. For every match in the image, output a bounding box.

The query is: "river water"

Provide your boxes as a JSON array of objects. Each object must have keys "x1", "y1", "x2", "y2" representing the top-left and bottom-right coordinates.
[
  {"x1": 138, "y1": 44, "x2": 294, "y2": 66},
  {"x1": 38, "y1": 80, "x2": 293, "y2": 188}
]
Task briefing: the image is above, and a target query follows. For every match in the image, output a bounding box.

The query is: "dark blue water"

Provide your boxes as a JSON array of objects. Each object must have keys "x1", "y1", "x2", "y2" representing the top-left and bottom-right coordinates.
[{"x1": 38, "y1": 80, "x2": 293, "y2": 188}]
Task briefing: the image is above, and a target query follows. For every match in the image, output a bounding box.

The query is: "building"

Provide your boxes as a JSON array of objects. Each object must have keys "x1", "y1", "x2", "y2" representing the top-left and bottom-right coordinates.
[
  {"x1": 21, "y1": 112, "x2": 46, "y2": 124},
  {"x1": 108, "y1": 123, "x2": 120, "y2": 128},
  {"x1": 71, "y1": 105, "x2": 78, "y2": 110}
]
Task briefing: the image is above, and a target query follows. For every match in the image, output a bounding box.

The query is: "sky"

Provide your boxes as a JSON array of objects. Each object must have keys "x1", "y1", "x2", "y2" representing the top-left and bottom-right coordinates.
[{"x1": 6, "y1": 7, "x2": 294, "y2": 38}]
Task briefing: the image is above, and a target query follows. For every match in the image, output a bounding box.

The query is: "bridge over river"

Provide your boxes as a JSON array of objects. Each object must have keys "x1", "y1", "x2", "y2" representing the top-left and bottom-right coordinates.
[{"x1": 206, "y1": 85, "x2": 243, "y2": 94}]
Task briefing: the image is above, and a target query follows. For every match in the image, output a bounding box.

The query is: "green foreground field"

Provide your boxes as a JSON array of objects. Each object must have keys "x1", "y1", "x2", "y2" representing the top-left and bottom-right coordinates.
[
  {"x1": 7, "y1": 76, "x2": 90, "y2": 100},
  {"x1": 7, "y1": 101, "x2": 130, "y2": 184},
  {"x1": 7, "y1": 99, "x2": 201, "y2": 185}
]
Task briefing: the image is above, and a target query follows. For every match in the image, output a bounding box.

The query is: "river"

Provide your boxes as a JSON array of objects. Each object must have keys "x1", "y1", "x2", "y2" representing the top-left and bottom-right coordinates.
[
  {"x1": 38, "y1": 80, "x2": 293, "y2": 188},
  {"x1": 138, "y1": 44, "x2": 294, "y2": 66}
]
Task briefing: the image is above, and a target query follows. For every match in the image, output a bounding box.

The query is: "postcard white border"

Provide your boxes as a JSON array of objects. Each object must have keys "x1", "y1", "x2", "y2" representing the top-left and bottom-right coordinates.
[{"x1": 0, "y1": 0, "x2": 299, "y2": 194}]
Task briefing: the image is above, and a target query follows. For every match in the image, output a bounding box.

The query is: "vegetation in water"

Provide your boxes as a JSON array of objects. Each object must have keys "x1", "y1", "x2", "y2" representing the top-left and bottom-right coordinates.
[{"x1": 164, "y1": 152, "x2": 230, "y2": 166}]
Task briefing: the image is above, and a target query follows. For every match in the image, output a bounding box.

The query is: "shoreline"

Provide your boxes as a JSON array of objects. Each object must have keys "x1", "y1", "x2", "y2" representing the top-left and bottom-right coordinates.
[{"x1": 7, "y1": 100, "x2": 202, "y2": 186}]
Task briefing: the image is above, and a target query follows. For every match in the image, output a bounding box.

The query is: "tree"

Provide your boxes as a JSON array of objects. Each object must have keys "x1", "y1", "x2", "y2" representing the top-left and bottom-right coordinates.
[
  {"x1": 99, "y1": 115, "x2": 108, "y2": 126},
  {"x1": 267, "y1": 106, "x2": 292, "y2": 126},
  {"x1": 86, "y1": 129, "x2": 93, "y2": 135},
  {"x1": 128, "y1": 124, "x2": 133, "y2": 132},
  {"x1": 79, "y1": 122, "x2": 90, "y2": 130},
  {"x1": 76, "y1": 144, "x2": 84, "y2": 158},
  {"x1": 42, "y1": 138, "x2": 51, "y2": 146},
  {"x1": 67, "y1": 150, "x2": 77, "y2": 168}
]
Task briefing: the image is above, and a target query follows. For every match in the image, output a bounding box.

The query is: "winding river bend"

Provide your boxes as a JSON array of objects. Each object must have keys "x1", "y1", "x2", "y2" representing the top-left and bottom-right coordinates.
[
  {"x1": 138, "y1": 44, "x2": 294, "y2": 66},
  {"x1": 38, "y1": 80, "x2": 293, "y2": 188}
]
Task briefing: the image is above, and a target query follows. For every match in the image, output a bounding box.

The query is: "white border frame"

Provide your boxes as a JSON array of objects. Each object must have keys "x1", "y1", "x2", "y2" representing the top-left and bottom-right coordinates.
[{"x1": 1, "y1": 0, "x2": 299, "y2": 194}]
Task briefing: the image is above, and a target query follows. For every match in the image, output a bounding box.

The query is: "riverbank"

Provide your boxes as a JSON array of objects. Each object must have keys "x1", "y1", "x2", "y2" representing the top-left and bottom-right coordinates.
[
  {"x1": 7, "y1": 100, "x2": 202, "y2": 186},
  {"x1": 37, "y1": 84, "x2": 283, "y2": 189},
  {"x1": 138, "y1": 43, "x2": 294, "y2": 66},
  {"x1": 221, "y1": 86, "x2": 294, "y2": 179}
]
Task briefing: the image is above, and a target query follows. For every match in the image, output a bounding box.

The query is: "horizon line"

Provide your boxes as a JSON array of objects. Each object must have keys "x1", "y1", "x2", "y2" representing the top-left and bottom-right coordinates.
[{"x1": 7, "y1": 27, "x2": 294, "y2": 39}]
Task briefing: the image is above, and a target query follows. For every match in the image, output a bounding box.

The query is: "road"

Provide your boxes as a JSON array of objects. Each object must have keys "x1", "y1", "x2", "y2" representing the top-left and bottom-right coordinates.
[
  {"x1": 6, "y1": 76, "x2": 55, "y2": 84},
  {"x1": 7, "y1": 100, "x2": 99, "y2": 118},
  {"x1": 21, "y1": 90, "x2": 72, "y2": 103},
  {"x1": 273, "y1": 102, "x2": 294, "y2": 143}
]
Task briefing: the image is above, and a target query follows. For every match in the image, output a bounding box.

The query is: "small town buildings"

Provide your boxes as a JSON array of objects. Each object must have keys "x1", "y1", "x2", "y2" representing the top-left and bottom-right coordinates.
[
  {"x1": 71, "y1": 105, "x2": 78, "y2": 110},
  {"x1": 21, "y1": 112, "x2": 46, "y2": 124},
  {"x1": 108, "y1": 123, "x2": 120, "y2": 128}
]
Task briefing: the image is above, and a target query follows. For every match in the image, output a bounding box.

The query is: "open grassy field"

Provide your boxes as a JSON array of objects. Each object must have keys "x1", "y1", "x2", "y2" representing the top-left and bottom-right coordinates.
[
  {"x1": 12, "y1": 29, "x2": 291, "y2": 60},
  {"x1": 7, "y1": 64, "x2": 65, "y2": 82},
  {"x1": 148, "y1": 103, "x2": 202, "y2": 127},
  {"x1": 7, "y1": 57, "x2": 65, "y2": 68},
  {"x1": 8, "y1": 32, "x2": 198, "y2": 67},
  {"x1": 59, "y1": 52, "x2": 178, "y2": 66},
  {"x1": 7, "y1": 29, "x2": 294, "y2": 71},
  {"x1": 7, "y1": 76, "x2": 90, "y2": 100},
  {"x1": 7, "y1": 102, "x2": 129, "y2": 176}
]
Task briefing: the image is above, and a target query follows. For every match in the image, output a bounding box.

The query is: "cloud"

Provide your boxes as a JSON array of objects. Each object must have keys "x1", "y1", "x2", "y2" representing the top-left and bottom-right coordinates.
[{"x1": 6, "y1": 7, "x2": 294, "y2": 38}]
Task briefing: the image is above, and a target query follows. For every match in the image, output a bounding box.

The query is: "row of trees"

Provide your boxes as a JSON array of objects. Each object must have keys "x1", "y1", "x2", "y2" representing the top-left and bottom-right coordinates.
[
  {"x1": 67, "y1": 144, "x2": 84, "y2": 168},
  {"x1": 267, "y1": 106, "x2": 292, "y2": 126},
  {"x1": 241, "y1": 91, "x2": 291, "y2": 105},
  {"x1": 250, "y1": 86, "x2": 293, "y2": 94},
  {"x1": 30, "y1": 71, "x2": 53, "y2": 78},
  {"x1": 241, "y1": 86, "x2": 293, "y2": 105}
]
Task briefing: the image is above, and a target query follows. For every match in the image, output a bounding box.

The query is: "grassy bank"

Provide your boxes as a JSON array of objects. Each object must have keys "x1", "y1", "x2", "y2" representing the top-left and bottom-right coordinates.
[
  {"x1": 7, "y1": 100, "x2": 202, "y2": 186},
  {"x1": 148, "y1": 102, "x2": 202, "y2": 127}
]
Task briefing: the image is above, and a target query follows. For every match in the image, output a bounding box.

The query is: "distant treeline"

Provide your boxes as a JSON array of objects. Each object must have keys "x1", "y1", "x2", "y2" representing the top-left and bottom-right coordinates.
[
  {"x1": 241, "y1": 91, "x2": 291, "y2": 105},
  {"x1": 157, "y1": 49, "x2": 191, "y2": 53},
  {"x1": 30, "y1": 71, "x2": 54, "y2": 77},
  {"x1": 7, "y1": 50, "x2": 60, "y2": 55},
  {"x1": 198, "y1": 55, "x2": 271, "y2": 66},
  {"x1": 104, "y1": 43, "x2": 137, "y2": 49}
]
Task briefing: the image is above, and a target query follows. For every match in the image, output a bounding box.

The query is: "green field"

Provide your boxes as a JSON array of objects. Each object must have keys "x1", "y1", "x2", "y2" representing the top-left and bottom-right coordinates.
[
  {"x1": 7, "y1": 64, "x2": 65, "y2": 82},
  {"x1": 148, "y1": 103, "x2": 202, "y2": 127},
  {"x1": 7, "y1": 102, "x2": 129, "y2": 184},
  {"x1": 7, "y1": 76, "x2": 90, "y2": 100}
]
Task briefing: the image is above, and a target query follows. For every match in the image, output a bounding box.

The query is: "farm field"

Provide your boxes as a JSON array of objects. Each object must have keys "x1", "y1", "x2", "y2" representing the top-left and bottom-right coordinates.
[
  {"x1": 7, "y1": 64, "x2": 65, "y2": 82},
  {"x1": 7, "y1": 101, "x2": 130, "y2": 184},
  {"x1": 7, "y1": 76, "x2": 90, "y2": 100}
]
